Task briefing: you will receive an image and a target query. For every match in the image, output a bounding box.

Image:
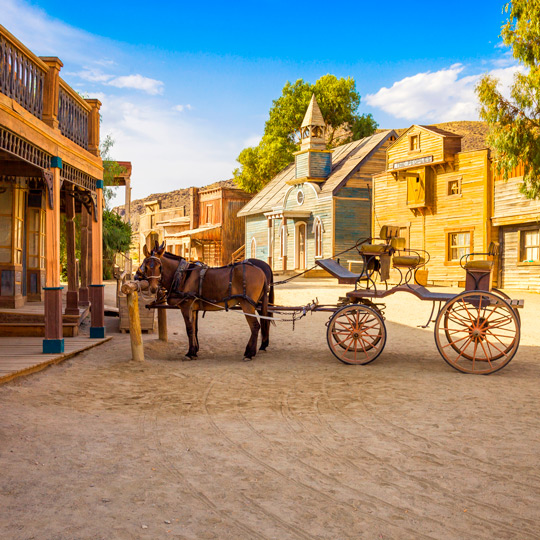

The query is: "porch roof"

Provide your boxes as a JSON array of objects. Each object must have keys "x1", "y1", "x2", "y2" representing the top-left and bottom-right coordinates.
[{"x1": 167, "y1": 223, "x2": 221, "y2": 240}]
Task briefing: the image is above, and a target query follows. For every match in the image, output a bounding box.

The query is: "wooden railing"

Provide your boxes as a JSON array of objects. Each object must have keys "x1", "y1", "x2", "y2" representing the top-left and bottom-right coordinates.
[
  {"x1": 0, "y1": 28, "x2": 45, "y2": 118},
  {"x1": 0, "y1": 24, "x2": 100, "y2": 156},
  {"x1": 58, "y1": 80, "x2": 89, "y2": 149},
  {"x1": 231, "y1": 244, "x2": 245, "y2": 263}
]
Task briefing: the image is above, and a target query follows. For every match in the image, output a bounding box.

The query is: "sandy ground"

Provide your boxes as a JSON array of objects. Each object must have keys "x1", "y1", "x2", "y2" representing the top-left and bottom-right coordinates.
[{"x1": 1, "y1": 279, "x2": 540, "y2": 539}]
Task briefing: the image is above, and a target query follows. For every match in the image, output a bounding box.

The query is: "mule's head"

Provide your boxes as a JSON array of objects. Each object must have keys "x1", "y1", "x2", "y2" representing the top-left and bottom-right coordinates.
[{"x1": 140, "y1": 241, "x2": 165, "y2": 294}]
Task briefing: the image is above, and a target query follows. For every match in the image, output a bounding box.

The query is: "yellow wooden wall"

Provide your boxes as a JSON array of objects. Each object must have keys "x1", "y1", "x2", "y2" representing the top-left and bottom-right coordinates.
[{"x1": 373, "y1": 149, "x2": 494, "y2": 286}]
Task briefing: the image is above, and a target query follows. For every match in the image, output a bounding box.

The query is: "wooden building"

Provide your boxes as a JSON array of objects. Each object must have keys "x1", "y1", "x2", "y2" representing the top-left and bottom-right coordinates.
[
  {"x1": 492, "y1": 164, "x2": 540, "y2": 291},
  {"x1": 174, "y1": 185, "x2": 252, "y2": 265},
  {"x1": 372, "y1": 125, "x2": 494, "y2": 286},
  {"x1": 238, "y1": 95, "x2": 396, "y2": 272},
  {"x1": 0, "y1": 24, "x2": 104, "y2": 351}
]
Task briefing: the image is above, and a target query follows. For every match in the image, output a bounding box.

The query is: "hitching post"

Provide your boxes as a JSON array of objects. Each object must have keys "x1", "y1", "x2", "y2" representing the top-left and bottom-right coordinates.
[
  {"x1": 158, "y1": 309, "x2": 168, "y2": 342},
  {"x1": 121, "y1": 281, "x2": 146, "y2": 362}
]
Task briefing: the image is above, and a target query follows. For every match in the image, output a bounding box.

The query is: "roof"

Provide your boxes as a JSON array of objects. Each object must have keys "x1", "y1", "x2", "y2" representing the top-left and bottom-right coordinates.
[
  {"x1": 238, "y1": 130, "x2": 395, "y2": 217},
  {"x1": 301, "y1": 94, "x2": 325, "y2": 128},
  {"x1": 169, "y1": 223, "x2": 221, "y2": 239},
  {"x1": 418, "y1": 125, "x2": 462, "y2": 138}
]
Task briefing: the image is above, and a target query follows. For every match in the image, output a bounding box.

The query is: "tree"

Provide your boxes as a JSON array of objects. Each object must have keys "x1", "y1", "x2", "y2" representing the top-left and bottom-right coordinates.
[
  {"x1": 476, "y1": 0, "x2": 540, "y2": 198},
  {"x1": 99, "y1": 135, "x2": 133, "y2": 278},
  {"x1": 234, "y1": 75, "x2": 378, "y2": 193}
]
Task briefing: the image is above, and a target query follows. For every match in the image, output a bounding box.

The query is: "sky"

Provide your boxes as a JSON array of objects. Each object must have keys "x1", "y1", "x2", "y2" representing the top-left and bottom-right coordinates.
[{"x1": 0, "y1": 0, "x2": 521, "y2": 207}]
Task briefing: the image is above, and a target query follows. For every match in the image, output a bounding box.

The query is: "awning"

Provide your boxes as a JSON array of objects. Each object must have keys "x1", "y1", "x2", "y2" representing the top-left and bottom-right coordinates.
[{"x1": 168, "y1": 223, "x2": 222, "y2": 241}]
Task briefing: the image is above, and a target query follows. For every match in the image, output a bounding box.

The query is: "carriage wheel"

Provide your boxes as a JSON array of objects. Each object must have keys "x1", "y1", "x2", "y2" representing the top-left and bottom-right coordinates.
[
  {"x1": 327, "y1": 305, "x2": 386, "y2": 365},
  {"x1": 435, "y1": 291, "x2": 520, "y2": 374}
]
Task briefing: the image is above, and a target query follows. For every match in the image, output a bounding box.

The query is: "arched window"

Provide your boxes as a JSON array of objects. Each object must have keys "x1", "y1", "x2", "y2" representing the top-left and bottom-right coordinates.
[
  {"x1": 313, "y1": 217, "x2": 324, "y2": 258},
  {"x1": 251, "y1": 237, "x2": 257, "y2": 258}
]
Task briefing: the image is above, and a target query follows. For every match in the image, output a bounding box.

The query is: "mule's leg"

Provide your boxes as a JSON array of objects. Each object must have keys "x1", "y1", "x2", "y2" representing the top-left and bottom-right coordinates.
[
  {"x1": 181, "y1": 306, "x2": 198, "y2": 359},
  {"x1": 258, "y1": 282, "x2": 270, "y2": 351},
  {"x1": 239, "y1": 299, "x2": 260, "y2": 360}
]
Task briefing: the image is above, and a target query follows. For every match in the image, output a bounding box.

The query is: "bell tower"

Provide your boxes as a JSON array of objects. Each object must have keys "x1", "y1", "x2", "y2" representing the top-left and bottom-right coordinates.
[{"x1": 291, "y1": 94, "x2": 332, "y2": 184}]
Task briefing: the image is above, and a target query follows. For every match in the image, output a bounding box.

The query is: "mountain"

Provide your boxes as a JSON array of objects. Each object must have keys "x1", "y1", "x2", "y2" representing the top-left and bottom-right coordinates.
[{"x1": 113, "y1": 179, "x2": 237, "y2": 229}]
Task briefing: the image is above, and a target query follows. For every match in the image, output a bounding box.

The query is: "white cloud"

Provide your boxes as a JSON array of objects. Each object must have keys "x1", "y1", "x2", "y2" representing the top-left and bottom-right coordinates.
[
  {"x1": 107, "y1": 74, "x2": 164, "y2": 95},
  {"x1": 366, "y1": 63, "x2": 525, "y2": 123},
  {"x1": 172, "y1": 104, "x2": 193, "y2": 112}
]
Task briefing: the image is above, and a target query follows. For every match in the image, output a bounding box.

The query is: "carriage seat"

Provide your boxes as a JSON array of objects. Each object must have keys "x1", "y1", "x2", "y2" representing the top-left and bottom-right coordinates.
[
  {"x1": 463, "y1": 260, "x2": 494, "y2": 271},
  {"x1": 392, "y1": 254, "x2": 426, "y2": 267},
  {"x1": 357, "y1": 225, "x2": 399, "y2": 254}
]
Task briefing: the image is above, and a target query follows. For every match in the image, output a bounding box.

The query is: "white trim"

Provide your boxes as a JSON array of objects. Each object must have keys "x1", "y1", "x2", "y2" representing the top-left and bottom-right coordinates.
[
  {"x1": 313, "y1": 216, "x2": 324, "y2": 258},
  {"x1": 250, "y1": 236, "x2": 257, "y2": 258},
  {"x1": 294, "y1": 221, "x2": 308, "y2": 270}
]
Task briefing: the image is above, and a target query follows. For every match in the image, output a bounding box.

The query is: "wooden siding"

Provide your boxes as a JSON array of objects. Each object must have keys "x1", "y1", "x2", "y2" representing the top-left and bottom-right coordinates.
[
  {"x1": 500, "y1": 225, "x2": 540, "y2": 291},
  {"x1": 221, "y1": 199, "x2": 247, "y2": 264},
  {"x1": 333, "y1": 195, "x2": 371, "y2": 264},
  {"x1": 373, "y1": 149, "x2": 494, "y2": 285},
  {"x1": 493, "y1": 177, "x2": 540, "y2": 226},
  {"x1": 309, "y1": 151, "x2": 332, "y2": 178},
  {"x1": 387, "y1": 125, "x2": 461, "y2": 171},
  {"x1": 295, "y1": 153, "x2": 309, "y2": 178}
]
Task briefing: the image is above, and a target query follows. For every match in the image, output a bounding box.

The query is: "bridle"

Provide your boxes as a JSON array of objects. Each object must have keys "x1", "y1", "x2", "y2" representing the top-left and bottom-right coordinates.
[{"x1": 136, "y1": 255, "x2": 163, "y2": 292}]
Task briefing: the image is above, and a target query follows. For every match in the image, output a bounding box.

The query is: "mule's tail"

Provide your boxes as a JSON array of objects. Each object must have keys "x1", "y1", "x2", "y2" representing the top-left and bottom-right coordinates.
[{"x1": 259, "y1": 277, "x2": 271, "y2": 351}]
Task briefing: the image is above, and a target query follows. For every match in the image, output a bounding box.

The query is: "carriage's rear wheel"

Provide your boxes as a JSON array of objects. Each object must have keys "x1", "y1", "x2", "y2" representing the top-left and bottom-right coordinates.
[
  {"x1": 327, "y1": 305, "x2": 386, "y2": 365},
  {"x1": 435, "y1": 291, "x2": 520, "y2": 374}
]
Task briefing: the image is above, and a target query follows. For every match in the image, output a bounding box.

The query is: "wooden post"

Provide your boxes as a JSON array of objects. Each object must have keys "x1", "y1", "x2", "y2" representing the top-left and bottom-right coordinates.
[
  {"x1": 40, "y1": 57, "x2": 63, "y2": 130},
  {"x1": 90, "y1": 184, "x2": 105, "y2": 338},
  {"x1": 64, "y1": 185, "x2": 79, "y2": 316},
  {"x1": 267, "y1": 217, "x2": 273, "y2": 268},
  {"x1": 78, "y1": 205, "x2": 90, "y2": 306},
  {"x1": 158, "y1": 308, "x2": 168, "y2": 342},
  {"x1": 85, "y1": 99, "x2": 102, "y2": 157},
  {"x1": 282, "y1": 217, "x2": 288, "y2": 272},
  {"x1": 126, "y1": 291, "x2": 145, "y2": 362},
  {"x1": 43, "y1": 160, "x2": 64, "y2": 353}
]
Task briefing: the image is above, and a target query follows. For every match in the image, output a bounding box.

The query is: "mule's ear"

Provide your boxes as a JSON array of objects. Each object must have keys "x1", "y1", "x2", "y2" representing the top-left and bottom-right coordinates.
[
  {"x1": 143, "y1": 244, "x2": 149, "y2": 258},
  {"x1": 154, "y1": 240, "x2": 160, "y2": 252},
  {"x1": 157, "y1": 241, "x2": 166, "y2": 257}
]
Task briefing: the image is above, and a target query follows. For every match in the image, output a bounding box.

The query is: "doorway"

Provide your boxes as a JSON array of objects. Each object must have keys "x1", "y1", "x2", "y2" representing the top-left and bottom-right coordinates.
[{"x1": 295, "y1": 222, "x2": 306, "y2": 270}]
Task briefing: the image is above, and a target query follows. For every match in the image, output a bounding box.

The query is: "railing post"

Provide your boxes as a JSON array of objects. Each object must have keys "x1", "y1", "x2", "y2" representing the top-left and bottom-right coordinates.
[
  {"x1": 85, "y1": 99, "x2": 102, "y2": 157},
  {"x1": 39, "y1": 57, "x2": 63, "y2": 130}
]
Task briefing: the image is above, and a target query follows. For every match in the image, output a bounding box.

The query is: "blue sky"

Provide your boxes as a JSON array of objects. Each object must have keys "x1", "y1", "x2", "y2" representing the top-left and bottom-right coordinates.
[{"x1": 1, "y1": 0, "x2": 520, "y2": 206}]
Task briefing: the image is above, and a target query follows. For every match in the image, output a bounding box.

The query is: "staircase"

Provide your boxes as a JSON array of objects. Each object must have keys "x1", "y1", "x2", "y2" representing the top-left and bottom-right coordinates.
[{"x1": 231, "y1": 244, "x2": 245, "y2": 263}]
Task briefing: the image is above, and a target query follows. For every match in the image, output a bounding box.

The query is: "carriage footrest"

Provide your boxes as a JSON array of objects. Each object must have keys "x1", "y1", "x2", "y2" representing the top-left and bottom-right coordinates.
[
  {"x1": 315, "y1": 259, "x2": 363, "y2": 284},
  {"x1": 509, "y1": 299, "x2": 524, "y2": 309}
]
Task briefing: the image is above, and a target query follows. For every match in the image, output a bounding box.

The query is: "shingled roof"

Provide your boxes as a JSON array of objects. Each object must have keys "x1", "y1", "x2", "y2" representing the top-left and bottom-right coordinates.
[{"x1": 238, "y1": 130, "x2": 395, "y2": 217}]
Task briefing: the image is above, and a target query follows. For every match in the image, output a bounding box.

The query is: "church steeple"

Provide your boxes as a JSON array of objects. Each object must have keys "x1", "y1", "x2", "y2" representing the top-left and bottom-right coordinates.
[
  {"x1": 289, "y1": 94, "x2": 332, "y2": 185},
  {"x1": 300, "y1": 94, "x2": 326, "y2": 150}
]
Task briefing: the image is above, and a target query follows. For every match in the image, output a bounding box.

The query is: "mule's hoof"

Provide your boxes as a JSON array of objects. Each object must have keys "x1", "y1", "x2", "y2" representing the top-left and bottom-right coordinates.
[
  {"x1": 243, "y1": 356, "x2": 253, "y2": 362},
  {"x1": 184, "y1": 354, "x2": 197, "y2": 361}
]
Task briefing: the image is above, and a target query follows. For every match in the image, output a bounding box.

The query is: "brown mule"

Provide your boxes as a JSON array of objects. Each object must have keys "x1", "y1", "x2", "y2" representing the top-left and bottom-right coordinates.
[{"x1": 139, "y1": 242, "x2": 271, "y2": 360}]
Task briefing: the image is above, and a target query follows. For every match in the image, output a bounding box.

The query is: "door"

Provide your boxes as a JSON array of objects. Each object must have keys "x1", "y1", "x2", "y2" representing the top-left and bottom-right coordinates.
[{"x1": 296, "y1": 223, "x2": 306, "y2": 270}]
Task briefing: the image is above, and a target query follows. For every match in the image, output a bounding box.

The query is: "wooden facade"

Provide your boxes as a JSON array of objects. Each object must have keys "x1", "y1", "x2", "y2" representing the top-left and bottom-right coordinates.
[
  {"x1": 176, "y1": 186, "x2": 252, "y2": 266},
  {"x1": 373, "y1": 125, "x2": 495, "y2": 286},
  {"x1": 493, "y1": 166, "x2": 540, "y2": 291},
  {"x1": 240, "y1": 95, "x2": 396, "y2": 273},
  {"x1": 0, "y1": 25, "x2": 104, "y2": 351}
]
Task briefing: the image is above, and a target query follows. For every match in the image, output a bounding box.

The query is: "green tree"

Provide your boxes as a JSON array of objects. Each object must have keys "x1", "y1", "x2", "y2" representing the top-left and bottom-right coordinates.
[
  {"x1": 476, "y1": 0, "x2": 540, "y2": 198},
  {"x1": 99, "y1": 135, "x2": 133, "y2": 278},
  {"x1": 234, "y1": 75, "x2": 377, "y2": 193}
]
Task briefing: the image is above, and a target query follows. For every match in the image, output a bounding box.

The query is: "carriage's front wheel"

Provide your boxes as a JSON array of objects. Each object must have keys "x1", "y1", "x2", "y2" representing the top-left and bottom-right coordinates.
[
  {"x1": 434, "y1": 291, "x2": 520, "y2": 375},
  {"x1": 326, "y1": 305, "x2": 386, "y2": 365}
]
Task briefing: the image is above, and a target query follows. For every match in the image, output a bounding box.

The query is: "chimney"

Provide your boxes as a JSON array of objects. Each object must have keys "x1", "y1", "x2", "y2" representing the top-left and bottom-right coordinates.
[{"x1": 189, "y1": 187, "x2": 199, "y2": 229}]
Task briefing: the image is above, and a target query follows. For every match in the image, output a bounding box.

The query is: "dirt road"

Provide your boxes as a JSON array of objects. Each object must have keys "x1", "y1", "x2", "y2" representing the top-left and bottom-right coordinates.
[{"x1": 1, "y1": 280, "x2": 540, "y2": 539}]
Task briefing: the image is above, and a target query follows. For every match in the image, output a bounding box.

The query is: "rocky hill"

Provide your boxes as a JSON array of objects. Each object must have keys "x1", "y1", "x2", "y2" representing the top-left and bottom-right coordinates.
[{"x1": 114, "y1": 179, "x2": 237, "y2": 229}]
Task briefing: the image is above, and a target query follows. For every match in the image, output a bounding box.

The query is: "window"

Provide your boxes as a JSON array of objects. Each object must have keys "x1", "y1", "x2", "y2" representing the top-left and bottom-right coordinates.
[
  {"x1": 409, "y1": 134, "x2": 420, "y2": 151},
  {"x1": 313, "y1": 217, "x2": 323, "y2": 257},
  {"x1": 447, "y1": 177, "x2": 462, "y2": 196},
  {"x1": 297, "y1": 190, "x2": 305, "y2": 205},
  {"x1": 520, "y1": 229, "x2": 540, "y2": 263},
  {"x1": 27, "y1": 207, "x2": 45, "y2": 269},
  {"x1": 0, "y1": 184, "x2": 13, "y2": 263},
  {"x1": 251, "y1": 237, "x2": 257, "y2": 258},
  {"x1": 448, "y1": 231, "x2": 472, "y2": 261}
]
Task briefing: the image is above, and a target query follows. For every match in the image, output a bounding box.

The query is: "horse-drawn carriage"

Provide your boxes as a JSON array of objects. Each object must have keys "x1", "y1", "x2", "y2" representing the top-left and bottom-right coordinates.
[{"x1": 136, "y1": 228, "x2": 523, "y2": 375}]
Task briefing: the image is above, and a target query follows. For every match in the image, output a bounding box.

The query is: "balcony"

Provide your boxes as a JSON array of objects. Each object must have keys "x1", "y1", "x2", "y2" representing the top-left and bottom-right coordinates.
[{"x1": 0, "y1": 24, "x2": 99, "y2": 155}]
